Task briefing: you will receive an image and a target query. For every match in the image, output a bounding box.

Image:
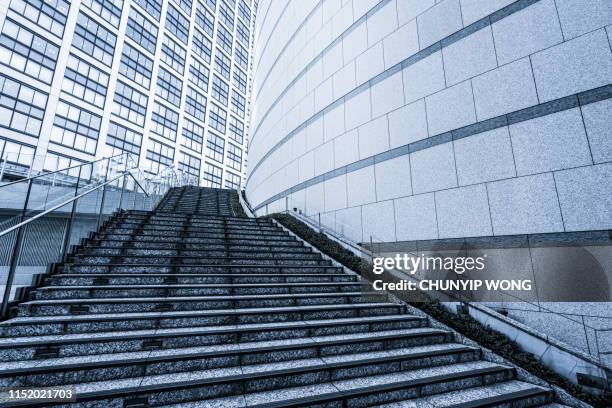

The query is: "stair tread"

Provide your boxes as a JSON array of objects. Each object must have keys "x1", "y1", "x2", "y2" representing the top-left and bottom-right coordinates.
[
  {"x1": 0, "y1": 314, "x2": 422, "y2": 346},
  {"x1": 38, "y1": 282, "x2": 363, "y2": 289},
  {"x1": 3, "y1": 302, "x2": 401, "y2": 323},
  {"x1": 0, "y1": 337, "x2": 467, "y2": 372}
]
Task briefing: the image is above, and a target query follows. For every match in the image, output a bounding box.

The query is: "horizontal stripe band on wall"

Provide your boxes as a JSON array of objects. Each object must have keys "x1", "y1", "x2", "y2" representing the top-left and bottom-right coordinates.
[
  {"x1": 252, "y1": 83, "x2": 612, "y2": 211},
  {"x1": 248, "y1": 0, "x2": 542, "y2": 182}
]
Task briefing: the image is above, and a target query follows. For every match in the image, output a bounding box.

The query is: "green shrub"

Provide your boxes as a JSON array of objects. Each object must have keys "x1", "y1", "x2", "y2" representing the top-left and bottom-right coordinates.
[{"x1": 267, "y1": 212, "x2": 611, "y2": 408}]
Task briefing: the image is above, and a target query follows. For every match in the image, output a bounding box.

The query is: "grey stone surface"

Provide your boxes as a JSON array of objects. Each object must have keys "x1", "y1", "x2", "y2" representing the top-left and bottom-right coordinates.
[
  {"x1": 509, "y1": 108, "x2": 592, "y2": 176},
  {"x1": 324, "y1": 174, "x2": 348, "y2": 212},
  {"x1": 531, "y1": 29, "x2": 612, "y2": 102},
  {"x1": 332, "y1": 61, "x2": 357, "y2": 99},
  {"x1": 323, "y1": 104, "x2": 345, "y2": 142},
  {"x1": 371, "y1": 70, "x2": 404, "y2": 118},
  {"x1": 394, "y1": 193, "x2": 439, "y2": 241},
  {"x1": 333, "y1": 129, "x2": 360, "y2": 168},
  {"x1": 342, "y1": 21, "x2": 368, "y2": 64},
  {"x1": 410, "y1": 142, "x2": 458, "y2": 194},
  {"x1": 397, "y1": 0, "x2": 435, "y2": 26},
  {"x1": 487, "y1": 173, "x2": 564, "y2": 235},
  {"x1": 402, "y1": 50, "x2": 445, "y2": 104},
  {"x1": 347, "y1": 165, "x2": 376, "y2": 207},
  {"x1": 416, "y1": 0, "x2": 463, "y2": 48},
  {"x1": 356, "y1": 42, "x2": 385, "y2": 85},
  {"x1": 472, "y1": 57, "x2": 539, "y2": 121},
  {"x1": 362, "y1": 200, "x2": 397, "y2": 242},
  {"x1": 454, "y1": 127, "x2": 516, "y2": 185},
  {"x1": 425, "y1": 80, "x2": 477, "y2": 135},
  {"x1": 375, "y1": 155, "x2": 412, "y2": 201},
  {"x1": 388, "y1": 99, "x2": 429, "y2": 149},
  {"x1": 581, "y1": 98, "x2": 612, "y2": 164},
  {"x1": 492, "y1": 0, "x2": 564, "y2": 65},
  {"x1": 366, "y1": 0, "x2": 398, "y2": 46},
  {"x1": 459, "y1": 0, "x2": 515, "y2": 26},
  {"x1": 345, "y1": 86, "x2": 372, "y2": 130},
  {"x1": 555, "y1": 0, "x2": 612, "y2": 40},
  {"x1": 442, "y1": 26, "x2": 498, "y2": 86},
  {"x1": 435, "y1": 184, "x2": 494, "y2": 238},
  {"x1": 383, "y1": 20, "x2": 419, "y2": 69},
  {"x1": 358, "y1": 115, "x2": 389, "y2": 159},
  {"x1": 554, "y1": 163, "x2": 612, "y2": 231}
]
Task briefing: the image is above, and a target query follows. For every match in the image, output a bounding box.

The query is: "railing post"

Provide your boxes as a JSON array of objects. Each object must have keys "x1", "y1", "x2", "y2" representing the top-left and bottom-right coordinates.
[
  {"x1": 96, "y1": 161, "x2": 111, "y2": 230},
  {"x1": 0, "y1": 158, "x2": 6, "y2": 182},
  {"x1": 1, "y1": 178, "x2": 34, "y2": 317},
  {"x1": 285, "y1": 197, "x2": 288, "y2": 212},
  {"x1": 60, "y1": 166, "x2": 82, "y2": 261},
  {"x1": 118, "y1": 159, "x2": 129, "y2": 210}
]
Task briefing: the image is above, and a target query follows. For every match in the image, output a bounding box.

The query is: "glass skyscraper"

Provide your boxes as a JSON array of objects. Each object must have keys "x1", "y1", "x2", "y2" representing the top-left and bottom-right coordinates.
[{"x1": 0, "y1": 0, "x2": 256, "y2": 188}]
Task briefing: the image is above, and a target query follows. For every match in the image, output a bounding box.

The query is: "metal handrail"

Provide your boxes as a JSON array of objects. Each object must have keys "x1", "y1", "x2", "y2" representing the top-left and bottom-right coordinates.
[
  {"x1": 0, "y1": 169, "x2": 138, "y2": 239},
  {"x1": 0, "y1": 152, "x2": 128, "y2": 189}
]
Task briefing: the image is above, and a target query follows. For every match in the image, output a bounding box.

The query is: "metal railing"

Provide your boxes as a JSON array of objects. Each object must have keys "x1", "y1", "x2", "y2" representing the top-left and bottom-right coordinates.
[
  {"x1": 0, "y1": 153, "x2": 196, "y2": 318},
  {"x1": 270, "y1": 195, "x2": 612, "y2": 374}
]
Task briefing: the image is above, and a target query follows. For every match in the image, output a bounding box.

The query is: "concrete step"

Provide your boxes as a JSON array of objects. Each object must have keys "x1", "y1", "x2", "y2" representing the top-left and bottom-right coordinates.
[
  {"x1": 46, "y1": 273, "x2": 358, "y2": 286},
  {"x1": 0, "y1": 332, "x2": 469, "y2": 387},
  {"x1": 18, "y1": 291, "x2": 388, "y2": 316},
  {"x1": 0, "y1": 361, "x2": 516, "y2": 407},
  {"x1": 61, "y1": 264, "x2": 344, "y2": 274},
  {"x1": 32, "y1": 282, "x2": 366, "y2": 299},
  {"x1": 71, "y1": 254, "x2": 328, "y2": 265},
  {"x1": 0, "y1": 315, "x2": 428, "y2": 361},
  {"x1": 1, "y1": 303, "x2": 405, "y2": 335},
  {"x1": 78, "y1": 247, "x2": 315, "y2": 257}
]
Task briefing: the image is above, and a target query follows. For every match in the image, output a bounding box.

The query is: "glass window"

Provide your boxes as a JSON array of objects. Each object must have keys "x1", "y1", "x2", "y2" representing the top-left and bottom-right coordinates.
[
  {"x1": 181, "y1": 118, "x2": 203, "y2": 153},
  {"x1": 165, "y1": 4, "x2": 189, "y2": 45},
  {"x1": 72, "y1": 12, "x2": 116, "y2": 67},
  {"x1": 174, "y1": 0, "x2": 193, "y2": 15},
  {"x1": 231, "y1": 90, "x2": 245, "y2": 118},
  {"x1": 238, "y1": 0, "x2": 251, "y2": 23},
  {"x1": 224, "y1": 171, "x2": 241, "y2": 189},
  {"x1": 226, "y1": 142, "x2": 242, "y2": 171},
  {"x1": 206, "y1": 131, "x2": 224, "y2": 162},
  {"x1": 151, "y1": 101, "x2": 179, "y2": 141},
  {"x1": 189, "y1": 58, "x2": 209, "y2": 92},
  {"x1": 216, "y1": 24, "x2": 232, "y2": 54},
  {"x1": 185, "y1": 87, "x2": 207, "y2": 121},
  {"x1": 214, "y1": 49, "x2": 231, "y2": 80},
  {"x1": 126, "y1": 8, "x2": 158, "y2": 55},
  {"x1": 146, "y1": 139, "x2": 174, "y2": 174},
  {"x1": 233, "y1": 67, "x2": 247, "y2": 93},
  {"x1": 211, "y1": 75, "x2": 229, "y2": 105},
  {"x1": 195, "y1": 3, "x2": 215, "y2": 38},
  {"x1": 236, "y1": 20, "x2": 249, "y2": 46},
  {"x1": 106, "y1": 122, "x2": 142, "y2": 156},
  {"x1": 42, "y1": 151, "x2": 84, "y2": 174},
  {"x1": 62, "y1": 54, "x2": 110, "y2": 108},
  {"x1": 133, "y1": 0, "x2": 162, "y2": 21},
  {"x1": 161, "y1": 35, "x2": 186, "y2": 75},
  {"x1": 179, "y1": 151, "x2": 200, "y2": 177},
  {"x1": 219, "y1": 0, "x2": 234, "y2": 29},
  {"x1": 208, "y1": 103, "x2": 226, "y2": 134},
  {"x1": 51, "y1": 100, "x2": 101, "y2": 154},
  {"x1": 0, "y1": 19, "x2": 60, "y2": 84},
  {"x1": 112, "y1": 81, "x2": 148, "y2": 126},
  {"x1": 9, "y1": 0, "x2": 70, "y2": 37},
  {"x1": 228, "y1": 115, "x2": 243, "y2": 145},
  {"x1": 119, "y1": 42, "x2": 153, "y2": 89},
  {"x1": 0, "y1": 74, "x2": 48, "y2": 137},
  {"x1": 156, "y1": 67, "x2": 183, "y2": 107},
  {"x1": 203, "y1": 0, "x2": 216, "y2": 12},
  {"x1": 81, "y1": 0, "x2": 123, "y2": 28},
  {"x1": 234, "y1": 42, "x2": 248, "y2": 71},
  {"x1": 203, "y1": 162, "x2": 222, "y2": 188},
  {"x1": 192, "y1": 29, "x2": 212, "y2": 64}
]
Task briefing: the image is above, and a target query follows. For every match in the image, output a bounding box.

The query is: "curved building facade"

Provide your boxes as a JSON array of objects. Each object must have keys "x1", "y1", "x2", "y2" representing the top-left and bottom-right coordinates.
[{"x1": 245, "y1": 0, "x2": 612, "y2": 244}]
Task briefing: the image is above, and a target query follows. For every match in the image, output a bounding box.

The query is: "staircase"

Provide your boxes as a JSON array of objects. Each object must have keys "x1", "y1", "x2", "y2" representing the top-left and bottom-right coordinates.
[{"x1": 0, "y1": 187, "x2": 567, "y2": 407}]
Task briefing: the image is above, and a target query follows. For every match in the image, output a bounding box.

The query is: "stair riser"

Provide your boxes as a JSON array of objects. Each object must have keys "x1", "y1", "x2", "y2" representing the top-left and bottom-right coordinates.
[
  {"x1": 63, "y1": 265, "x2": 343, "y2": 274},
  {"x1": 20, "y1": 295, "x2": 389, "y2": 316},
  {"x1": 87, "y1": 241, "x2": 306, "y2": 250},
  {"x1": 110, "y1": 223, "x2": 281, "y2": 233},
  {"x1": 71, "y1": 258, "x2": 329, "y2": 267},
  {"x1": 99, "y1": 236, "x2": 299, "y2": 246},
  {"x1": 0, "y1": 319, "x2": 427, "y2": 362},
  {"x1": 32, "y1": 369, "x2": 515, "y2": 407},
  {"x1": 1, "y1": 345, "x2": 475, "y2": 388},
  {"x1": 103, "y1": 229, "x2": 292, "y2": 239},
  {"x1": 80, "y1": 249, "x2": 314, "y2": 257},
  {"x1": 47, "y1": 275, "x2": 358, "y2": 286},
  {"x1": 34, "y1": 285, "x2": 363, "y2": 300},
  {"x1": 4, "y1": 307, "x2": 403, "y2": 336}
]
